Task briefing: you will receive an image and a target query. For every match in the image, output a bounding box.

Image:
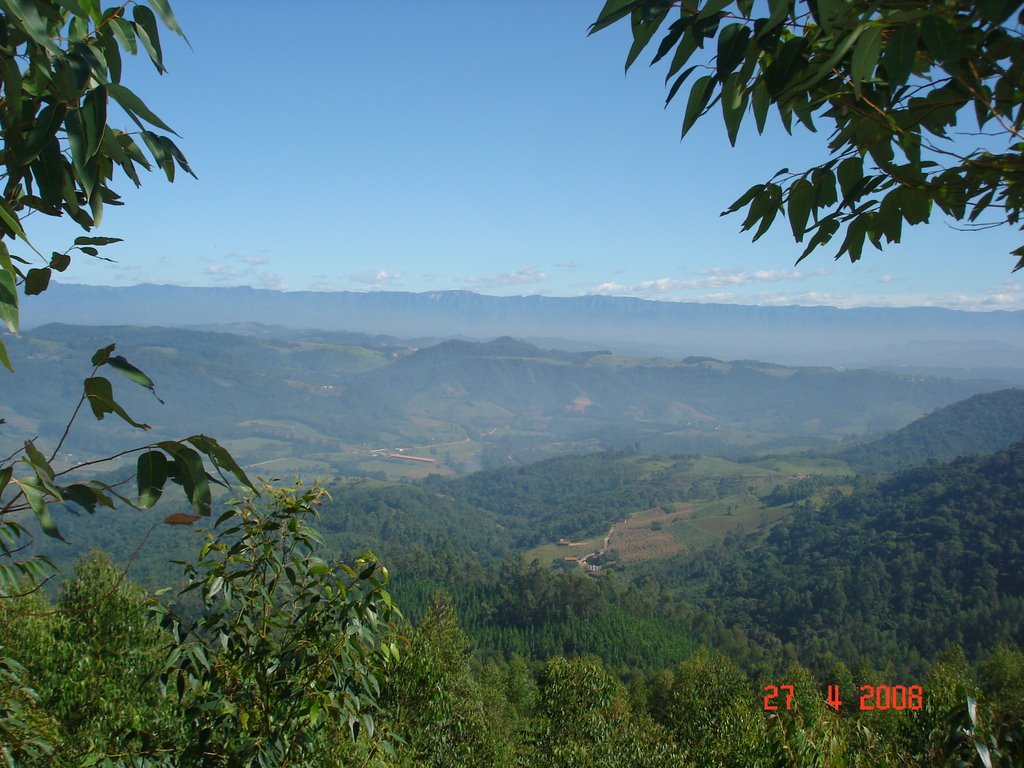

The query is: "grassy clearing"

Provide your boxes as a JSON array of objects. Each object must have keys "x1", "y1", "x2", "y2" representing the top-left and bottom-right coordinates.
[
  {"x1": 525, "y1": 534, "x2": 606, "y2": 567},
  {"x1": 746, "y1": 456, "x2": 852, "y2": 475},
  {"x1": 691, "y1": 455, "x2": 774, "y2": 476},
  {"x1": 352, "y1": 457, "x2": 455, "y2": 481},
  {"x1": 608, "y1": 503, "x2": 693, "y2": 564}
]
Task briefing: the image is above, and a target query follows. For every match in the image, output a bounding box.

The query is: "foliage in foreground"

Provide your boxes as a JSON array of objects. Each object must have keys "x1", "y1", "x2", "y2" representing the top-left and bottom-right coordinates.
[
  {"x1": 593, "y1": 0, "x2": 1024, "y2": 270},
  {"x1": 3, "y1": 533, "x2": 1024, "y2": 767}
]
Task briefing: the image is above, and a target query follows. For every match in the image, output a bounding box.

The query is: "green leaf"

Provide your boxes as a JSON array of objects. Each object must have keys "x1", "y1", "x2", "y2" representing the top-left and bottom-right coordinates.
[
  {"x1": 716, "y1": 24, "x2": 750, "y2": 81},
  {"x1": 141, "y1": 130, "x2": 173, "y2": 180},
  {"x1": 0, "y1": 266, "x2": 19, "y2": 333},
  {"x1": 17, "y1": 479, "x2": 64, "y2": 541},
  {"x1": 65, "y1": 108, "x2": 87, "y2": 179},
  {"x1": 186, "y1": 435, "x2": 255, "y2": 490},
  {"x1": 837, "y1": 156, "x2": 864, "y2": 201},
  {"x1": 837, "y1": 216, "x2": 868, "y2": 262},
  {"x1": 919, "y1": 16, "x2": 960, "y2": 67},
  {"x1": 651, "y1": 18, "x2": 687, "y2": 67},
  {"x1": 798, "y1": 217, "x2": 840, "y2": 261},
  {"x1": 0, "y1": 199, "x2": 30, "y2": 244},
  {"x1": 721, "y1": 72, "x2": 747, "y2": 146},
  {"x1": 104, "y1": 354, "x2": 162, "y2": 401},
  {"x1": 666, "y1": 65, "x2": 699, "y2": 106},
  {"x1": 49, "y1": 251, "x2": 71, "y2": 272},
  {"x1": 5, "y1": 0, "x2": 61, "y2": 55},
  {"x1": 62, "y1": 483, "x2": 117, "y2": 514},
  {"x1": 665, "y1": 27, "x2": 701, "y2": 81},
  {"x1": 814, "y1": 0, "x2": 840, "y2": 32},
  {"x1": 160, "y1": 442, "x2": 211, "y2": 515},
  {"x1": 84, "y1": 376, "x2": 151, "y2": 429},
  {"x1": 0, "y1": 466, "x2": 11, "y2": 495},
  {"x1": 590, "y1": 0, "x2": 639, "y2": 35},
  {"x1": 682, "y1": 75, "x2": 716, "y2": 138},
  {"x1": 751, "y1": 79, "x2": 770, "y2": 133},
  {"x1": 812, "y1": 167, "x2": 838, "y2": 207},
  {"x1": 896, "y1": 186, "x2": 931, "y2": 224},
  {"x1": 850, "y1": 26, "x2": 883, "y2": 99},
  {"x1": 149, "y1": 0, "x2": 189, "y2": 40},
  {"x1": 75, "y1": 236, "x2": 124, "y2": 246},
  {"x1": 625, "y1": 6, "x2": 669, "y2": 71},
  {"x1": 766, "y1": 36, "x2": 811, "y2": 96},
  {"x1": 106, "y1": 83, "x2": 178, "y2": 134},
  {"x1": 30, "y1": 138, "x2": 65, "y2": 209},
  {"x1": 876, "y1": 190, "x2": 904, "y2": 242},
  {"x1": 0, "y1": 338, "x2": 11, "y2": 372},
  {"x1": 722, "y1": 183, "x2": 765, "y2": 215},
  {"x1": 979, "y1": 0, "x2": 1016, "y2": 23},
  {"x1": 697, "y1": 0, "x2": 733, "y2": 21},
  {"x1": 0, "y1": 57, "x2": 24, "y2": 125},
  {"x1": 110, "y1": 16, "x2": 138, "y2": 54},
  {"x1": 751, "y1": 186, "x2": 782, "y2": 241},
  {"x1": 80, "y1": 86, "x2": 108, "y2": 160},
  {"x1": 787, "y1": 178, "x2": 814, "y2": 240},
  {"x1": 133, "y1": 5, "x2": 166, "y2": 72},
  {"x1": 24, "y1": 104, "x2": 68, "y2": 165},
  {"x1": 882, "y1": 23, "x2": 918, "y2": 88},
  {"x1": 759, "y1": 0, "x2": 791, "y2": 39},
  {"x1": 739, "y1": 184, "x2": 778, "y2": 233},
  {"x1": 778, "y1": 25, "x2": 864, "y2": 102},
  {"x1": 98, "y1": 22, "x2": 123, "y2": 84},
  {"x1": 24, "y1": 267, "x2": 51, "y2": 296},
  {"x1": 137, "y1": 450, "x2": 169, "y2": 508},
  {"x1": 91, "y1": 343, "x2": 116, "y2": 366},
  {"x1": 969, "y1": 188, "x2": 996, "y2": 222},
  {"x1": 22, "y1": 440, "x2": 53, "y2": 482}
]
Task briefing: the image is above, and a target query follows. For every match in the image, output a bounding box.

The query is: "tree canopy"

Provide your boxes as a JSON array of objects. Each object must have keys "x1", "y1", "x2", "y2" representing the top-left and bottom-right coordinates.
[
  {"x1": 0, "y1": 1, "x2": 252, "y2": 585},
  {"x1": 592, "y1": 0, "x2": 1024, "y2": 270}
]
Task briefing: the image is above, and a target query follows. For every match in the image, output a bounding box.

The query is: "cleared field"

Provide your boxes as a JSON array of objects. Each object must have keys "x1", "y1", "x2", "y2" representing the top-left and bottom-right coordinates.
[
  {"x1": 607, "y1": 503, "x2": 693, "y2": 564},
  {"x1": 524, "y1": 534, "x2": 606, "y2": 567},
  {"x1": 691, "y1": 455, "x2": 775, "y2": 477},
  {"x1": 746, "y1": 456, "x2": 852, "y2": 475},
  {"x1": 352, "y1": 457, "x2": 455, "y2": 481}
]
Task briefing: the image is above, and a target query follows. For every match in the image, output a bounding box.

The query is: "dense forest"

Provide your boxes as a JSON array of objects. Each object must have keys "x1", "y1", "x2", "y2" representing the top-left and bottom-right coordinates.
[
  {"x1": 4, "y1": 523, "x2": 1024, "y2": 766},
  {"x1": 2, "y1": 0, "x2": 1023, "y2": 763},
  {"x1": 835, "y1": 389, "x2": 1024, "y2": 472},
  {"x1": 6, "y1": 426, "x2": 1024, "y2": 764}
]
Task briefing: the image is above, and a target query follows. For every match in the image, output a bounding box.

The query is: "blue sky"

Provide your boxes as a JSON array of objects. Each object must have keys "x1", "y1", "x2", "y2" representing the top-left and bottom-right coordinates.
[{"x1": 32, "y1": 1, "x2": 1024, "y2": 310}]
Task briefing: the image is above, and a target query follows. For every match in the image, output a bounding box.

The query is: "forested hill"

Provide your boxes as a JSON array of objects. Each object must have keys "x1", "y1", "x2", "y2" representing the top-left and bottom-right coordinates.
[
  {"x1": 681, "y1": 440, "x2": 1024, "y2": 672},
  {"x1": 3, "y1": 324, "x2": 1003, "y2": 473},
  {"x1": 837, "y1": 388, "x2": 1024, "y2": 472}
]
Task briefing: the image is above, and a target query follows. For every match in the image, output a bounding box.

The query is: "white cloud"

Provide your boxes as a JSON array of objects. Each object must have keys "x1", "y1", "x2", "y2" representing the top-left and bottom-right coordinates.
[
  {"x1": 349, "y1": 269, "x2": 403, "y2": 289},
  {"x1": 588, "y1": 281, "x2": 628, "y2": 295},
  {"x1": 465, "y1": 266, "x2": 548, "y2": 288},
  {"x1": 586, "y1": 268, "x2": 817, "y2": 296},
  {"x1": 204, "y1": 264, "x2": 247, "y2": 279},
  {"x1": 201, "y1": 257, "x2": 280, "y2": 288},
  {"x1": 729, "y1": 289, "x2": 1024, "y2": 311},
  {"x1": 581, "y1": 277, "x2": 1024, "y2": 310}
]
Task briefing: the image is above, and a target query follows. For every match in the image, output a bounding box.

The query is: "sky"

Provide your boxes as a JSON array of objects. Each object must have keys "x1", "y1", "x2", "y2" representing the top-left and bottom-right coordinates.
[{"x1": 29, "y1": 1, "x2": 1024, "y2": 311}]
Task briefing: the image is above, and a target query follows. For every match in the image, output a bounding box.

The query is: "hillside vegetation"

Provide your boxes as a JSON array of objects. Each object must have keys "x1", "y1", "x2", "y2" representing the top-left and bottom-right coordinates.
[
  {"x1": 0, "y1": 325, "x2": 1001, "y2": 480},
  {"x1": 837, "y1": 388, "x2": 1024, "y2": 472}
]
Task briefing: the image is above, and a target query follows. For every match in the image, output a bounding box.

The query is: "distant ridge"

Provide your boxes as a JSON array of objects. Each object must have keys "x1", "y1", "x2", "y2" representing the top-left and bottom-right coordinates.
[
  {"x1": 838, "y1": 388, "x2": 1024, "y2": 472},
  {"x1": 20, "y1": 282, "x2": 1024, "y2": 370}
]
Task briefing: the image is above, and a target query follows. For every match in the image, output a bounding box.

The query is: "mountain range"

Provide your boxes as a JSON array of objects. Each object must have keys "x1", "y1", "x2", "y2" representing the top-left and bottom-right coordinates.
[
  {"x1": 21, "y1": 283, "x2": 1024, "y2": 377},
  {"x1": 0, "y1": 323, "x2": 1008, "y2": 478}
]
